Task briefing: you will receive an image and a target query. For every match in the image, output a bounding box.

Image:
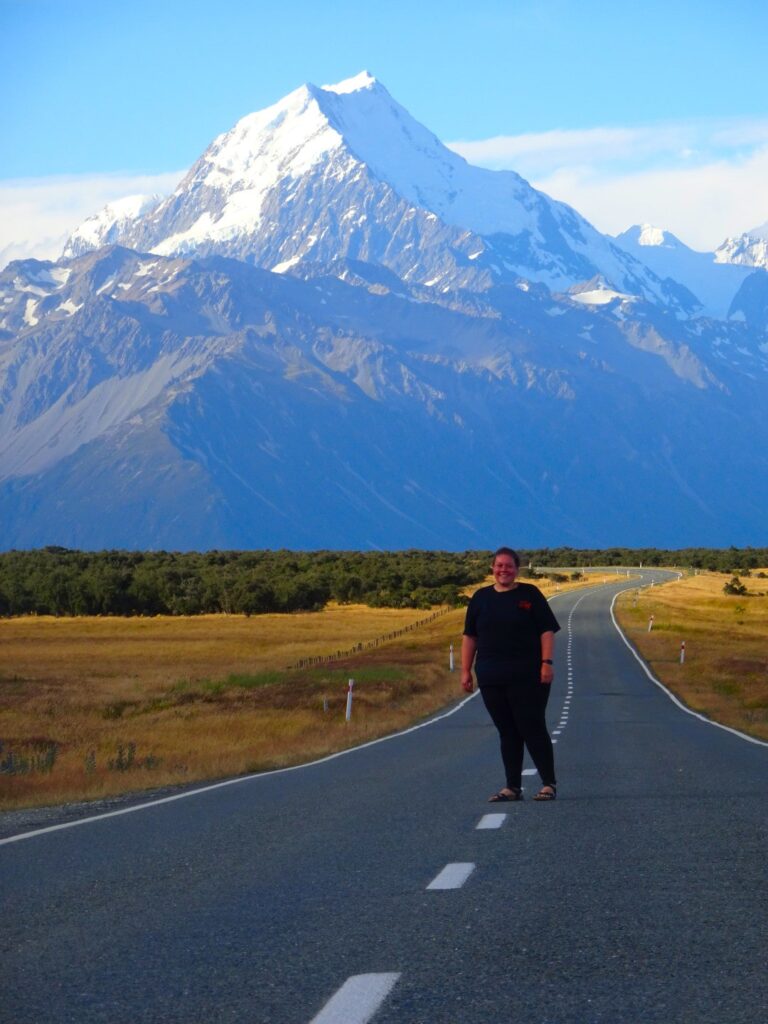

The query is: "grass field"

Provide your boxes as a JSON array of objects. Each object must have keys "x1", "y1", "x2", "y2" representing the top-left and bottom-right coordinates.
[
  {"x1": 0, "y1": 573, "x2": 600, "y2": 810},
  {"x1": 614, "y1": 571, "x2": 768, "y2": 741}
]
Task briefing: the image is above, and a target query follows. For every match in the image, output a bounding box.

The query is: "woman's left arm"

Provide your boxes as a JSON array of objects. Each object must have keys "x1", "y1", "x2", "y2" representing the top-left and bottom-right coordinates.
[{"x1": 540, "y1": 630, "x2": 555, "y2": 684}]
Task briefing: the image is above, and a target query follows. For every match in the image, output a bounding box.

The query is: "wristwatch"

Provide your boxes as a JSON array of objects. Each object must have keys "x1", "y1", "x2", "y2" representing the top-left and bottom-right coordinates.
[{"x1": 541, "y1": 659, "x2": 553, "y2": 665}]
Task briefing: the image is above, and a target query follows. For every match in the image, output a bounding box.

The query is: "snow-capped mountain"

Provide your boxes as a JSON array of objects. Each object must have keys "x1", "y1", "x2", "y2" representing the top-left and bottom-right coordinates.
[
  {"x1": 714, "y1": 220, "x2": 768, "y2": 269},
  {"x1": 2, "y1": 75, "x2": 767, "y2": 551},
  {"x1": 64, "y1": 73, "x2": 695, "y2": 313},
  {"x1": 63, "y1": 194, "x2": 163, "y2": 258},
  {"x1": 614, "y1": 224, "x2": 755, "y2": 320}
]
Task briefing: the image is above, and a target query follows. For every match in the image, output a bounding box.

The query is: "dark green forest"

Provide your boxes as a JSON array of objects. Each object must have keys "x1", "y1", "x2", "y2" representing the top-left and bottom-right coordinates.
[{"x1": 0, "y1": 546, "x2": 765, "y2": 618}]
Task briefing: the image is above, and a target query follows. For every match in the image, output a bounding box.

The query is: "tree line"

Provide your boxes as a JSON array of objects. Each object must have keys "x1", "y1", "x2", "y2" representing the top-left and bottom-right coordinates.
[
  {"x1": 0, "y1": 546, "x2": 764, "y2": 618},
  {"x1": 521, "y1": 546, "x2": 768, "y2": 572},
  {"x1": 0, "y1": 548, "x2": 489, "y2": 617}
]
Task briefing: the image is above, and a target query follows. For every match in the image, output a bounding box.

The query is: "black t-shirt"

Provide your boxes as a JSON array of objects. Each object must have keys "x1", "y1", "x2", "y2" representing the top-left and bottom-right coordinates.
[{"x1": 463, "y1": 583, "x2": 561, "y2": 686}]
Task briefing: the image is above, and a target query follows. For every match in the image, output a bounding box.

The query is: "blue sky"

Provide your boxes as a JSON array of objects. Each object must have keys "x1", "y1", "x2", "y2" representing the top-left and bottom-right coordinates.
[{"x1": 1, "y1": 0, "x2": 767, "y2": 259}]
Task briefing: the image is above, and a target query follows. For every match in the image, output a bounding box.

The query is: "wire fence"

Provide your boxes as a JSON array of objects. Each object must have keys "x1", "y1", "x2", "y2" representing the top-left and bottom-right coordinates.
[{"x1": 290, "y1": 607, "x2": 452, "y2": 669}]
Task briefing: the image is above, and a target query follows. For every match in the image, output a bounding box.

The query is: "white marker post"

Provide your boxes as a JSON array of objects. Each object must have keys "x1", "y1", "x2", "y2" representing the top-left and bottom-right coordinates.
[
  {"x1": 680, "y1": 641, "x2": 686, "y2": 665},
  {"x1": 449, "y1": 643, "x2": 455, "y2": 672},
  {"x1": 345, "y1": 679, "x2": 354, "y2": 722},
  {"x1": 648, "y1": 615, "x2": 654, "y2": 632}
]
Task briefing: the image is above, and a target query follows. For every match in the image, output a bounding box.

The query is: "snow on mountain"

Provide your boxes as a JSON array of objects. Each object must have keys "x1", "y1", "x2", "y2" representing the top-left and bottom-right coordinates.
[
  {"x1": 633, "y1": 224, "x2": 676, "y2": 248},
  {"x1": 63, "y1": 194, "x2": 163, "y2": 258},
  {"x1": 6, "y1": 76, "x2": 767, "y2": 550},
  {"x1": 63, "y1": 73, "x2": 694, "y2": 312},
  {"x1": 614, "y1": 224, "x2": 755, "y2": 320},
  {"x1": 568, "y1": 275, "x2": 636, "y2": 307},
  {"x1": 714, "y1": 220, "x2": 768, "y2": 269},
  {"x1": 2, "y1": 242, "x2": 768, "y2": 551}
]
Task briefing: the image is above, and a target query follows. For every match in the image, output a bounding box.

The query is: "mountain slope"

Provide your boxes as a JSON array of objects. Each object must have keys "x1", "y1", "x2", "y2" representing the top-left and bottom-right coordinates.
[
  {"x1": 3, "y1": 76, "x2": 767, "y2": 550},
  {"x1": 1, "y1": 246, "x2": 767, "y2": 549},
  {"x1": 64, "y1": 73, "x2": 696, "y2": 312},
  {"x1": 613, "y1": 224, "x2": 755, "y2": 320},
  {"x1": 63, "y1": 195, "x2": 163, "y2": 259},
  {"x1": 715, "y1": 220, "x2": 768, "y2": 269}
]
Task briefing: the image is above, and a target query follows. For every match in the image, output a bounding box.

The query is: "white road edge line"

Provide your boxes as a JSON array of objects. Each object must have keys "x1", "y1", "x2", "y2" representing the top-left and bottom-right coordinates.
[
  {"x1": 0, "y1": 585, "x2": 591, "y2": 846},
  {"x1": 0, "y1": 692, "x2": 481, "y2": 846},
  {"x1": 609, "y1": 586, "x2": 768, "y2": 748},
  {"x1": 309, "y1": 972, "x2": 401, "y2": 1024},
  {"x1": 477, "y1": 813, "x2": 506, "y2": 829},
  {"x1": 427, "y1": 862, "x2": 475, "y2": 889}
]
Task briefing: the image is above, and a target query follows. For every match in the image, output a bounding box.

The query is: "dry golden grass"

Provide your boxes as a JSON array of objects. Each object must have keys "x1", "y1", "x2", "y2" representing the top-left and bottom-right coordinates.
[
  {"x1": 0, "y1": 573, "x2": 603, "y2": 811},
  {"x1": 614, "y1": 571, "x2": 768, "y2": 741},
  {"x1": 0, "y1": 604, "x2": 458, "y2": 809}
]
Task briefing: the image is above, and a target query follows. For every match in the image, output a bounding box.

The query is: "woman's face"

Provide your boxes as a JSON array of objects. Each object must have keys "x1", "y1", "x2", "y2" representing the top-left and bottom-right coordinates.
[{"x1": 492, "y1": 555, "x2": 518, "y2": 588}]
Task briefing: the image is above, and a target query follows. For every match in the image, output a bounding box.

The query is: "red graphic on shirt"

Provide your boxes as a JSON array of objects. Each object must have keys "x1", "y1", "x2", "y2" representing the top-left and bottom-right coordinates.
[{"x1": 518, "y1": 600, "x2": 532, "y2": 610}]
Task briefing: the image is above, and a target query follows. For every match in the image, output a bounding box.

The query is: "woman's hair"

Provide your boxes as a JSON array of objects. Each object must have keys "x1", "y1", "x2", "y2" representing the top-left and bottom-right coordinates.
[{"x1": 492, "y1": 546, "x2": 520, "y2": 568}]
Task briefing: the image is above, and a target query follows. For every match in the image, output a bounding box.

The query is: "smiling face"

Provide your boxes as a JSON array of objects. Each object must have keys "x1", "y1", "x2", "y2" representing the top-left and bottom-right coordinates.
[{"x1": 492, "y1": 553, "x2": 519, "y2": 590}]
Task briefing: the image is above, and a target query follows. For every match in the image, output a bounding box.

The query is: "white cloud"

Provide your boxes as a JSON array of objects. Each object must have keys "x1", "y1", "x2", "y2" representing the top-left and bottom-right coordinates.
[
  {"x1": 448, "y1": 117, "x2": 768, "y2": 251},
  {"x1": 0, "y1": 171, "x2": 183, "y2": 268},
  {"x1": 531, "y1": 148, "x2": 768, "y2": 252}
]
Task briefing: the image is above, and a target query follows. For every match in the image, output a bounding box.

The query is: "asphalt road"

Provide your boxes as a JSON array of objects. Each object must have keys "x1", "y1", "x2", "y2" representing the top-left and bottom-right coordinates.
[{"x1": 2, "y1": 571, "x2": 767, "y2": 1024}]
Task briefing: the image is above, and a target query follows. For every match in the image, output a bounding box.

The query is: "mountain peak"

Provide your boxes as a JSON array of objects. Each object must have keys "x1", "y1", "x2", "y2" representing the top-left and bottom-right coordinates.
[
  {"x1": 637, "y1": 224, "x2": 671, "y2": 247},
  {"x1": 714, "y1": 219, "x2": 768, "y2": 269},
  {"x1": 60, "y1": 76, "x2": 689, "y2": 305},
  {"x1": 616, "y1": 224, "x2": 686, "y2": 250},
  {"x1": 63, "y1": 193, "x2": 162, "y2": 259},
  {"x1": 322, "y1": 70, "x2": 379, "y2": 94}
]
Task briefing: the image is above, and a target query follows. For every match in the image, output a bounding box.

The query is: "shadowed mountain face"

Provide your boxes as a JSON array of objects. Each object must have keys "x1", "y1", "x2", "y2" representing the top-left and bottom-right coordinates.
[{"x1": 2, "y1": 75, "x2": 768, "y2": 550}]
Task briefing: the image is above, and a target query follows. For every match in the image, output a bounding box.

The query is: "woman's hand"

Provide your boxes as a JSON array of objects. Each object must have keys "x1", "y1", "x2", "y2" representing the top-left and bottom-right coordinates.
[
  {"x1": 540, "y1": 632, "x2": 555, "y2": 685},
  {"x1": 461, "y1": 635, "x2": 477, "y2": 693}
]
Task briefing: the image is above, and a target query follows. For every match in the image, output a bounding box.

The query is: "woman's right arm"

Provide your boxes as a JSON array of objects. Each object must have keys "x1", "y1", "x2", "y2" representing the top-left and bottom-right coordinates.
[{"x1": 461, "y1": 635, "x2": 477, "y2": 693}]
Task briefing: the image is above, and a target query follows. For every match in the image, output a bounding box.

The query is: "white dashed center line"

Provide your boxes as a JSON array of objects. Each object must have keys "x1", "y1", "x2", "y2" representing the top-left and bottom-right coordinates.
[
  {"x1": 309, "y1": 973, "x2": 401, "y2": 1024},
  {"x1": 476, "y1": 813, "x2": 506, "y2": 829},
  {"x1": 552, "y1": 594, "x2": 584, "y2": 747},
  {"x1": 427, "y1": 862, "x2": 475, "y2": 889}
]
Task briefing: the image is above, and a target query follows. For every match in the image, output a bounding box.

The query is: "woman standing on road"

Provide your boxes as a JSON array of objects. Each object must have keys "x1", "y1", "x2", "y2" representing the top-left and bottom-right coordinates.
[{"x1": 461, "y1": 547, "x2": 560, "y2": 802}]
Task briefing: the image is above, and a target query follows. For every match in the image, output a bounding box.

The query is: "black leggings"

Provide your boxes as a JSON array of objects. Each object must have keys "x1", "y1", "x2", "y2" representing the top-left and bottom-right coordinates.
[{"x1": 480, "y1": 684, "x2": 556, "y2": 790}]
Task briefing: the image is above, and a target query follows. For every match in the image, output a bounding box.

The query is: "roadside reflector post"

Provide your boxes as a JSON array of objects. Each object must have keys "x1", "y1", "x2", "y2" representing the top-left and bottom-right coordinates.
[
  {"x1": 648, "y1": 615, "x2": 654, "y2": 632},
  {"x1": 680, "y1": 641, "x2": 686, "y2": 664},
  {"x1": 345, "y1": 679, "x2": 354, "y2": 722},
  {"x1": 449, "y1": 643, "x2": 455, "y2": 672},
  {"x1": 323, "y1": 696, "x2": 329, "y2": 714}
]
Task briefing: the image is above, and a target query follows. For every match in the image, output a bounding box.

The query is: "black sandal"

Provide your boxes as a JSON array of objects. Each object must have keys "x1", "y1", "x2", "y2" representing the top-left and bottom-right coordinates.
[
  {"x1": 533, "y1": 785, "x2": 557, "y2": 801},
  {"x1": 488, "y1": 787, "x2": 524, "y2": 802}
]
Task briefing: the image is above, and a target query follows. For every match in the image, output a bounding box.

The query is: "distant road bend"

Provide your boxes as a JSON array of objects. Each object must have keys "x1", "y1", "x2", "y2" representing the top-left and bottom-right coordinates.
[{"x1": 2, "y1": 570, "x2": 767, "y2": 1024}]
